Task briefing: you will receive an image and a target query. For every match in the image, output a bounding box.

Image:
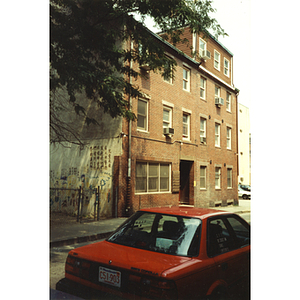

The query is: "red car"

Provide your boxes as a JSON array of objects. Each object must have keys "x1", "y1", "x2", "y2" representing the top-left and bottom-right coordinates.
[{"x1": 56, "y1": 206, "x2": 250, "y2": 300}]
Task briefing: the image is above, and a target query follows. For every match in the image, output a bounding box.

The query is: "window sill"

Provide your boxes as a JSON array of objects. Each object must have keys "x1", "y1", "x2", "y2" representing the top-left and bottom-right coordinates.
[
  {"x1": 137, "y1": 129, "x2": 149, "y2": 133},
  {"x1": 135, "y1": 191, "x2": 171, "y2": 195}
]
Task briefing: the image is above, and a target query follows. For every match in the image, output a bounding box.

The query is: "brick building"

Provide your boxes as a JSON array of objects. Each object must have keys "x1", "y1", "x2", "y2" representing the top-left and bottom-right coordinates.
[
  {"x1": 50, "y1": 27, "x2": 239, "y2": 218},
  {"x1": 117, "y1": 27, "x2": 239, "y2": 215}
]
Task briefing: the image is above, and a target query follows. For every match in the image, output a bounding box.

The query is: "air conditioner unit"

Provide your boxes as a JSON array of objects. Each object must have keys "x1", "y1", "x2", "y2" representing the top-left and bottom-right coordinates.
[
  {"x1": 215, "y1": 97, "x2": 224, "y2": 106},
  {"x1": 200, "y1": 136, "x2": 207, "y2": 143},
  {"x1": 163, "y1": 127, "x2": 174, "y2": 135},
  {"x1": 200, "y1": 50, "x2": 211, "y2": 60}
]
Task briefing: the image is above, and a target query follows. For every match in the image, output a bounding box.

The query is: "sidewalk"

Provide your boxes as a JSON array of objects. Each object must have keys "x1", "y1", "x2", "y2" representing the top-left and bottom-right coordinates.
[
  {"x1": 210, "y1": 199, "x2": 251, "y2": 214},
  {"x1": 50, "y1": 213, "x2": 127, "y2": 248},
  {"x1": 50, "y1": 200, "x2": 250, "y2": 248}
]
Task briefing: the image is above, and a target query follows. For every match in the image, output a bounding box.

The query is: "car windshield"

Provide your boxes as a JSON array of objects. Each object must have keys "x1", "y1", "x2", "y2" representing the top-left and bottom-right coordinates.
[
  {"x1": 239, "y1": 185, "x2": 251, "y2": 191},
  {"x1": 107, "y1": 211, "x2": 202, "y2": 257}
]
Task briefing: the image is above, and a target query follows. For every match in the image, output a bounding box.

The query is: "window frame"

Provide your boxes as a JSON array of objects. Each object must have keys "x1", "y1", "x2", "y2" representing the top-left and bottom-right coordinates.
[
  {"x1": 215, "y1": 123, "x2": 221, "y2": 147},
  {"x1": 227, "y1": 168, "x2": 233, "y2": 189},
  {"x1": 135, "y1": 162, "x2": 171, "y2": 194},
  {"x1": 226, "y1": 126, "x2": 232, "y2": 149},
  {"x1": 215, "y1": 167, "x2": 221, "y2": 189},
  {"x1": 137, "y1": 98, "x2": 148, "y2": 132},
  {"x1": 199, "y1": 38, "x2": 207, "y2": 56},
  {"x1": 182, "y1": 113, "x2": 191, "y2": 140},
  {"x1": 224, "y1": 57, "x2": 230, "y2": 77},
  {"x1": 226, "y1": 92, "x2": 231, "y2": 112},
  {"x1": 183, "y1": 67, "x2": 191, "y2": 92},
  {"x1": 200, "y1": 76, "x2": 206, "y2": 100},
  {"x1": 214, "y1": 50, "x2": 220, "y2": 71},
  {"x1": 163, "y1": 55, "x2": 173, "y2": 84},
  {"x1": 200, "y1": 165, "x2": 207, "y2": 189},
  {"x1": 215, "y1": 85, "x2": 221, "y2": 98},
  {"x1": 207, "y1": 215, "x2": 250, "y2": 258},
  {"x1": 200, "y1": 117, "x2": 207, "y2": 143},
  {"x1": 163, "y1": 105, "x2": 172, "y2": 129}
]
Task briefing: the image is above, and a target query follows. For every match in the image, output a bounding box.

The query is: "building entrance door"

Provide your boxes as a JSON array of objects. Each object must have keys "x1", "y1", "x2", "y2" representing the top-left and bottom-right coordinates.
[{"x1": 179, "y1": 160, "x2": 194, "y2": 205}]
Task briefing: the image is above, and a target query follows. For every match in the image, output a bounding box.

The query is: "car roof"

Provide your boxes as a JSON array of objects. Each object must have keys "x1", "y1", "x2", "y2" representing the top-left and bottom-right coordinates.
[{"x1": 139, "y1": 206, "x2": 230, "y2": 220}]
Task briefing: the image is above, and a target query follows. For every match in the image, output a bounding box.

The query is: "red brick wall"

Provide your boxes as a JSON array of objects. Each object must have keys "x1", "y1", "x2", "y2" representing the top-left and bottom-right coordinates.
[
  {"x1": 117, "y1": 31, "x2": 238, "y2": 215},
  {"x1": 167, "y1": 28, "x2": 233, "y2": 86}
]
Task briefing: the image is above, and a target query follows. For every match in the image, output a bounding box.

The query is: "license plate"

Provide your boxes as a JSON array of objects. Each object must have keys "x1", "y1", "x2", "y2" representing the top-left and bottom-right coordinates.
[{"x1": 99, "y1": 267, "x2": 121, "y2": 288}]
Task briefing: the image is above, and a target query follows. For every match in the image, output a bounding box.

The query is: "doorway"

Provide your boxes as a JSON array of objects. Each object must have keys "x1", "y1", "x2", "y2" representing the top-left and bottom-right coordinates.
[{"x1": 179, "y1": 160, "x2": 194, "y2": 205}]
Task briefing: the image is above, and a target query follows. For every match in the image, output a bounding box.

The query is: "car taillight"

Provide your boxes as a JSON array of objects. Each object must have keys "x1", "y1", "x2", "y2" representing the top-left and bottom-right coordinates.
[
  {"x1": 129, "y1": 274, "x2": 177, "y2": 300},
  {"x1": 65, "y1": 255, "x2": 91, "y2": 279}
]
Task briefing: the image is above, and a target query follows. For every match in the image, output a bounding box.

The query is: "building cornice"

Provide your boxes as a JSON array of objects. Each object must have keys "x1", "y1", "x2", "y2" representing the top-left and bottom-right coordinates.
[{"x1": 199, "y1": 65, "x2": 237, "y2": 93}]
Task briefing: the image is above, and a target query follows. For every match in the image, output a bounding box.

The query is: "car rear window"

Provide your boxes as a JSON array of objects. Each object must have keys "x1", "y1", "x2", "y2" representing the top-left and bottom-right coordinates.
[{"x1": 107, "y1": 211, "x2": 201, "y2": 257}]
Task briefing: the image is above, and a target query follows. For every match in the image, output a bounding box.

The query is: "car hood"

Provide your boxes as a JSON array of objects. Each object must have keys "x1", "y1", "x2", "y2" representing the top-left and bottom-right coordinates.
[{"x1": 69, "y1": 240, "x2": 191, "y2": 276}]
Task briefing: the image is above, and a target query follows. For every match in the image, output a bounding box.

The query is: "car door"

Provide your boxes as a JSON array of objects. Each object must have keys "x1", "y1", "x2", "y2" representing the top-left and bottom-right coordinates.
[{"x1": 207, "y1": 215, "x2": 250, "y2": 293}]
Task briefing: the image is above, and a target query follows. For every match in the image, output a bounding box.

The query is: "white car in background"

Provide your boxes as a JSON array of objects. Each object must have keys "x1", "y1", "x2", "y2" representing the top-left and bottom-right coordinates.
[{"x1": 238, "y1": 186, "x2": 251, "y2": 199}]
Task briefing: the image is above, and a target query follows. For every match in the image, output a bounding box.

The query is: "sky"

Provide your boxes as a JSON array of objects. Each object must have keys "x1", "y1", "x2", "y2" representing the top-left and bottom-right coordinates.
[{"x1": 143, "y1": 0, "x2": 252, "y2": 109}]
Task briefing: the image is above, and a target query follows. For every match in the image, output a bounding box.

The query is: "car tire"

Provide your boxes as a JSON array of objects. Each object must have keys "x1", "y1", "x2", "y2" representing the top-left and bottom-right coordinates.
[
  {"x1": 242, "y1": 195, "x2": 247, "y2": 199},
  {"x1": 209, "y1": 287, "x2": 228, "y2": 300}
]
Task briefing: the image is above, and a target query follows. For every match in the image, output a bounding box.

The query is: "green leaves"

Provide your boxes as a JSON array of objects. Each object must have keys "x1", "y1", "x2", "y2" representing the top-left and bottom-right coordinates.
[{"x1": 50, "y1": 0, "x2": 226, "y2": 145}]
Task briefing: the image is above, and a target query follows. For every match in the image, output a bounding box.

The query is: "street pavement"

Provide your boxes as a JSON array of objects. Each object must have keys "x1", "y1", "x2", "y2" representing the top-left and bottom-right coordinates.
[{"x1": 50, "y1": 200, "x2": 250, "y2": 248}]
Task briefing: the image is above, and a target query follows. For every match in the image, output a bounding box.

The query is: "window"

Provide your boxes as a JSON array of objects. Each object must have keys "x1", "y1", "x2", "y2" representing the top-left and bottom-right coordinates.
[
  {"x1": 108, "y1": 211, "x2": 201, "y2": 257},
  {"x1": 215, "y1": 167, "x2": 221, "y2": 189},
  {"x1": 207, "y1": 218, "x2": 231, "y2": 257},
  {"x1": 226, "y1": 216, "x2": 250, "y2": 248},
  {"x1": 183, "y1": 67, "x2": 190, "y2": 91},
  {"x1": 200, "y1": 166, "x2": 206, "y2": 189},
  {"x1": 163, "y1": 106, "x2": 172, "y2": 128},
  {"x1": 149, "y1": 163, "x2": 159, "y2": 192},
  {"x1": 200, "y1": 117, "x2": 206, "y2": 143},
  {"x1": 227, "y1": 127, "x2": 232, "y2": 149},
  {"x1": 136, "y1": 162, "x2": 147, "y2": 192},
  {"x1": 137, "y1": 99, "x2": 148, "y2": 131},
  {"x1": 160, "y1": 164, "x2": 170, "y2": 191},
  {"x1": 200, "y1": 77, "x2": 206, "y2": 99},
  {"x1": 136, "y1": 162, "x2": 170, "y2": 193},
  {"x1": 224, "y1": 58, "x2": 230, "y2": 77},
  {"x1": 227, "y1": 168, "x2": 232, "y2": 188},
  {"x1": 183, "y1": 113, "x2": 190, "y2": 140},
  {"x1": 214, "y1": 50, "x2": 220, "y2": 70},
  {"x1": 207, "y1": 215, "x2": 250, "y2": 257},
  {"x1": 226, "y1": 92, "x2": 231, "y2": 112},
  {"x1": 192, "y1": 33, "x2": 197, "y2": 56},
  {"x1": 215, "y1": 85, "x2": 220, "y2": 98},
  {"x1": 163, "y1": 56, "x2": 173, "y2": 84},
  {"x1": 215, "y1": 123, "x2": 220, "y2": 147},
  {"x1": 199, "y1": 38, "x2": 207, "y2": 56}
]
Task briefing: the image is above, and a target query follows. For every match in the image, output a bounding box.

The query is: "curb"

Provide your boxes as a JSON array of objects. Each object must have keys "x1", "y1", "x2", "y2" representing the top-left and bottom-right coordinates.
[{"x1": 50, "y1": 231, "x2": 113, "y2": 248}]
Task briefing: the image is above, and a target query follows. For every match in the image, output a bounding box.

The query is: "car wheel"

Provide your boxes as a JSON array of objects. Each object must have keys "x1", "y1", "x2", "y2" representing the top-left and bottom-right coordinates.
[
  {"x1": 242, "y1": 194, "x2": 247, "y2": 199},
  {"x1": 210, "y1": 287, "x2": 228, "y2": 300}
]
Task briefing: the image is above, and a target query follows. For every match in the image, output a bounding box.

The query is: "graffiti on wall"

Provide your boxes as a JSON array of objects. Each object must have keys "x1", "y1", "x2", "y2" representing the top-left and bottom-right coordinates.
[
  {"x1": 50, "y1": 144, "x2": 114, "y2": 217},
  {"x1": 90, "y1": 145, "x2": 112, "y2": 170}
]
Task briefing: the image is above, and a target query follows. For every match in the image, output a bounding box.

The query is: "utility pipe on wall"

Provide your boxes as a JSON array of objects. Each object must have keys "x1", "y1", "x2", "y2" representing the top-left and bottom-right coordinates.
[{"x1": 126, "y1": 41, "x2": 133, "y2": 216}]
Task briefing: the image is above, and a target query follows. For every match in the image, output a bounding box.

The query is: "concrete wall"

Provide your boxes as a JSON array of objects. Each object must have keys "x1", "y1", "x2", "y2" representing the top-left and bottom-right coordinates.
[
  {"x1": 50, "y1": 137, "x2": 123, "y2": 217},
  {"x1": 50, "y1": 91, "x2": 124, "y2": 217}
]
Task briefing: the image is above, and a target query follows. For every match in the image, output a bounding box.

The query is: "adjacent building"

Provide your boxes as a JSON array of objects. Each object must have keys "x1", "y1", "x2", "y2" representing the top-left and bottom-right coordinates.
[
  {"x1": 50, "y1": 27, "x2": 240, "y2": 217},
  {"x1": 238, "y1": 103, "x2": 251, "y2": 185}
]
